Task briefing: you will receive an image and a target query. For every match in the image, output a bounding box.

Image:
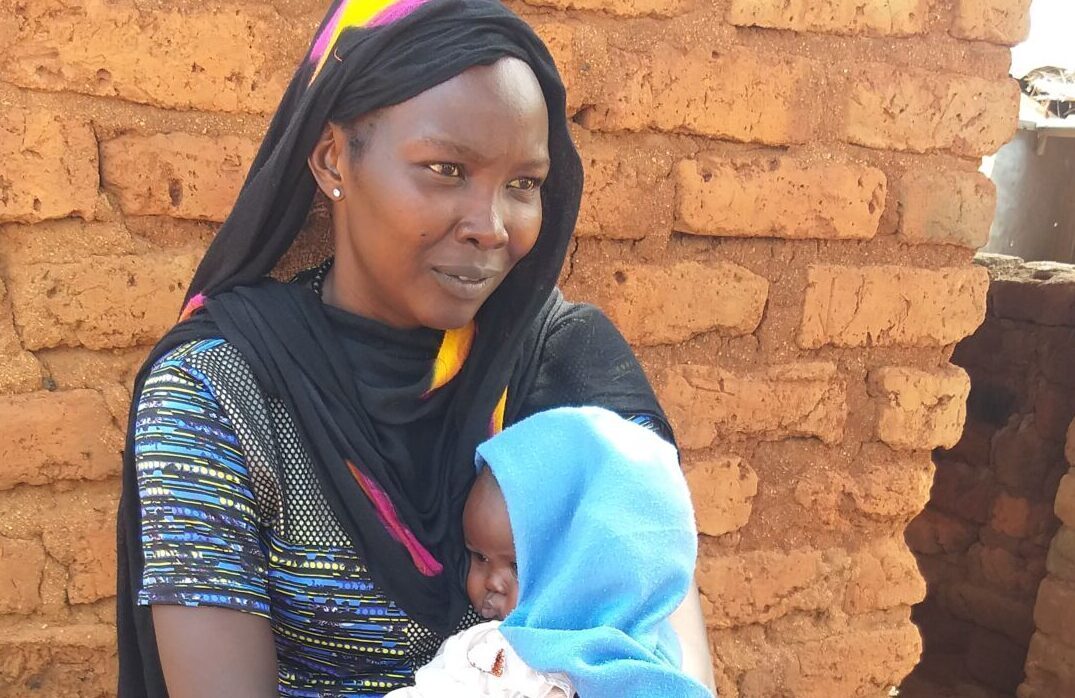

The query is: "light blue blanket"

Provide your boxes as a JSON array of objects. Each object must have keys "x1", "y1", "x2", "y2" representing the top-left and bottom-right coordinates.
[{"x1": 476, "y1": 406, "x2": 710, "y2": 697}]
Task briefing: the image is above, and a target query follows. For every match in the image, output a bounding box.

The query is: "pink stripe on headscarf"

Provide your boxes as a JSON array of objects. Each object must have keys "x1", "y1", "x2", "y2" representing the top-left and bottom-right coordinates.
[
  {"x1": 179, "y1": 293, "x2": 206, "y2": 322},
  {"x1": 347, "y1": 460, "x2": 443, "y2": 576},
  {"x1": 308, "y1": 1, "x2": 347, "y2": 65},
  {"x1": 368, "y1": 0, "x2": 431, "y2": 27}
]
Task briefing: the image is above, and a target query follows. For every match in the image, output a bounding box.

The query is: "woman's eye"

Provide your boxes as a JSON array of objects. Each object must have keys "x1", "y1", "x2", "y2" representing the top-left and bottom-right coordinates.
[
  {"x1": 509, "y1": 177, "x2": 542, "y2": 191},
  {"x1": 428, "y1": 163, "x2": 462, "y2": 178}
]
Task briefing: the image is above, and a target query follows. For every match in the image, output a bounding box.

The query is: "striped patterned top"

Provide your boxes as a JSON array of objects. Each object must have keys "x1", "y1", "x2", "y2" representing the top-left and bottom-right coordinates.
[{"x1": 135, "y1": 338, "x2": 450, "y2": 696}]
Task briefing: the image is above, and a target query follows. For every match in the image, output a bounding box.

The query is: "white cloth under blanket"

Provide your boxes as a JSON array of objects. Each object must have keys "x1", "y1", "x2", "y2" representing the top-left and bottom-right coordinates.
[{"x1": 384, "y1": 621, "x2": 574, "y2": 698}]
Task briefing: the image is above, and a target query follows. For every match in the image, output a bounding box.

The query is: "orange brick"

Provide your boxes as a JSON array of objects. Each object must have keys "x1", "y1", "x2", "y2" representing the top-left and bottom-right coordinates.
[
  {"x1": 784, "y1": 622, "x2": 922, "y2": 698},
  {"x1": 869, "y1": 365, "x2": 970, "y2": 450},
  {"x1": 659, "y1": 362, "x2": 847, "y2": 449},
  {"x1": 101, "y1": 133, "x2": 259, "y2": 222},
  {"x1": 43, "y1": 519, "x2": 116, "y2": 605},
  {"x1": 843, "y1": 539, "x2": 927, "y2": 614},
  {"x1": 1046, "y1": 526, "x2": 1075, "y2": 583},
  {"x1": 728, "y1": 0, "x2": 928, "y2": 36},
  {"x1": 0, "y1": 624, "x2": 116, "y2": 697},
  {"x1": 0, "y1": 390, "x2": 124, "y2": 490},
  {"x1": 675, "y1": 155, "x2": 886, "y2": 240},
  {"x1": 792, "y1": 444, "x2": 933, "y2": 529},
  {"x1": 932, "y1": 458, "x2": 999, "y2": 526},
  {"x1": 952, "y1": 0, "x2": 1032, "y2": 44},
  {"x1": 6, "y1": 252, "x2": 200, "y2": 350},
  {"x1": 33, "y1": 346, "x2": 148, "y2": 392},
  {"x1": 799, "y1": 265, "x2": 989, "y2": 348},
  {"x1": 685, "y1": 456, "x2": 759, "y2": 537},
  {"x1": 906, "y1": 508, "x2": 979, "y2": 555},
  {"x1": 1033, "y1": 577, "x2": 1075, "y2": 648},
  {"x1": 1022, "y1": 631, "x2": 1075, "y2": 697},
  {"x1": 575, "y1": 132, "x2": 675, "y2": 239},
  {"x1": 522, "y1": 0, "x2": 690, "y2": 17},
  {"x1": 947, "y1": 582, "x2": 1036, "y2": 644},
  {"x1": 0, "y1": 110, "x2": 98, "y2": 224},
  {"x1": 990, "y1": 493, "x2": 1054, "y2": 540},
  {"x1": 710, "y1": 620, "x2": 922, "y2": 698},
  {"x1": 1040, "y1": 327, "x2": 1075, "y2": 390},
  {"x1": 0, "y1": 220, "x2": 151, "y2": 268},
  {"x1": 594, "y1": 262, "x2": 768, "y2": 346},
  {"x1": 841, "y1": 446, "x2": 934, "y2": 522},
  {"x1": 1068, "y1": 419, "x2": 1075, "y2": 467},
  {"x1": 700, "y1": 539, "x2": 922, "y2": 630},
  {"x1": 580, "y1": 46, "x2": 816, "y2": 146},
  {"x1": 1032, "y1": 381, "x2": 1075, "y2": 442},
  {"x1": 1055, "y1": 473, "x2": 1075, "y2": 528},
  {"x1": 531, "y1": 23, "x2": 578, "y2": 111},
  {"x1": 992, "y1": 416, "x2": 1054, "y2": 494},
  {"x1": 698, "y1": 548, "x2": 830, "y2": 628},
  {"x1": 1, "y1": 0, "x2": 303, "y2": 113},
  {"x1": 972, "y1": 543, "x2": 1045, "y2": 597},
  {"x1": 898, "y1": 170, "x2": 996, "y2": 248},
  {"x1": 0, "y1": 536, "x2": 45, "y2": 614},
  {"x1": 0, "y1": 279, "x2": 43, "y2": 394},
  {"x1": 846, "y1": 65, "x2": 1019, "y2": 157},
  {"x1": 989, "y1": 266, "x2": 1075, "y2": 331}
]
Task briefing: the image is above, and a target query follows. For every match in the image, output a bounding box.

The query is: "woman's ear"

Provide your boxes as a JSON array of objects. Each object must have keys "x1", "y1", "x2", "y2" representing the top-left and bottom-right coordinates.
[{"x1": 308, "y1": 123, "x2": 346, "y2": 201}]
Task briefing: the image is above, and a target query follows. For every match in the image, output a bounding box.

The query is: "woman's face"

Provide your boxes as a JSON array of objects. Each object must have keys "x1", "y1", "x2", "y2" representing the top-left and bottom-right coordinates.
[{"x1": 311, "y1": 57, "x2": 550, "y2": 330}]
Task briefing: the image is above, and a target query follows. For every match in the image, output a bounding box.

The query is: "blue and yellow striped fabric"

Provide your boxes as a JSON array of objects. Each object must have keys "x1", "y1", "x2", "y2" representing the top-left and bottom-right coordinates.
[{"x1": 134, "y1": 339, "x2": 422, "y2": 696}]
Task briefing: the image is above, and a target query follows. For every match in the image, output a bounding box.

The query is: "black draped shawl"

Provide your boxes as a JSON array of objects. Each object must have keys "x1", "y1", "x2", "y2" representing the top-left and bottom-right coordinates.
[{"x1": 117, "y1": 1, "x2": 669, "y2": 695}]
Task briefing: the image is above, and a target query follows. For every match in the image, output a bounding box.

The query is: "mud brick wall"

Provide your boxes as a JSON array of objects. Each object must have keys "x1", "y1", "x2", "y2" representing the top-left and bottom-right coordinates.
[
  {"x1": 905, "y1": 256, "x2": 1075, "y2": 697},
  {"x1": 0, "y1": 1, "x2": 1028, "y2": 696},
  {"x1": 1020, "y1": 417, "x2": 1075, "y2": 698}
]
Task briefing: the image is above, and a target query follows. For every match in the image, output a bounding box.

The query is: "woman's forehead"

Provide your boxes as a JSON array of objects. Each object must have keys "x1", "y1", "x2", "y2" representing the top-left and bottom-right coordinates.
[{"x1": 374, "y1": 58, "x2": 549, "y2": 159}]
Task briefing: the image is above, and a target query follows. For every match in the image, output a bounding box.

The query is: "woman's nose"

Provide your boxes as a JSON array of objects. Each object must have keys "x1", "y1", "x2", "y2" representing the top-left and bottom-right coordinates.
[{"x1": 456, "y1": 193, "x2": 509, "y2": 250}]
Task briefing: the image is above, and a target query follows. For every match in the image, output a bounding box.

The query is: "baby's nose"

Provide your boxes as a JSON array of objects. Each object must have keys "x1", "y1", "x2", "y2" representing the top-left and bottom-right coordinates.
[{"x1": 487, "y1": 570, "x2": 509, "y2": 593}]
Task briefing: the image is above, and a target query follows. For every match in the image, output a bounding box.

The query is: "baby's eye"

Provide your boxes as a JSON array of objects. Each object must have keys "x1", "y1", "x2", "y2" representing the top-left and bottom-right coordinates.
[
  {"x1": 470, "y1": 550, "x2": 489, "y2": 564},
  {"x1": 428, "y1": 163, "x2": 463, "y2": 178},
  {"x1": 510, "y1": 562, "x2": 518, "y2": 577},
  {"x1": 508, "y1": 177, "x2": 542, "y2": 191}
]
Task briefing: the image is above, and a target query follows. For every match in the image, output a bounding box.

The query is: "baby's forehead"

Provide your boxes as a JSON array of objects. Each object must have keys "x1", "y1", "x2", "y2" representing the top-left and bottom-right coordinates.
[{"x1": 466, "y1": 467, "x2": 501, "y2": 505}]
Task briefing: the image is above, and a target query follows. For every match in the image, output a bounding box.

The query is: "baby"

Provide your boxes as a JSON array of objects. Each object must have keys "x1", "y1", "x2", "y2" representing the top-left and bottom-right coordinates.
[{"x1": 386, "y1": 406, "x2": 711, "y2": 698}]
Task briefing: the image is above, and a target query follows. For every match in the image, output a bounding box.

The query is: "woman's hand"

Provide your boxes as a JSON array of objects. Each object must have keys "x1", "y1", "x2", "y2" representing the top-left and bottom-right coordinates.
[
  {"x1": 669, "y1": 584, "x2": 717, "y2": 695},
  {"x1": 153, "y1": 605, "x2": 279, "y2": 697}
]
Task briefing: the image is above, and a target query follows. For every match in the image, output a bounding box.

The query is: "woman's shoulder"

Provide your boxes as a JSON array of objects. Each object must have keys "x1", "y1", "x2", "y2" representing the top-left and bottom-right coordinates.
[
  {"x1": 143, "y1": 337, "x2": 264, "y2": 405},
  {"x1": 149, "y1": 337, "x2": 228, "y2": 373},
  {"x1": 147, "y1": 337, "x2": 240, "y2": 382},
  {"x1": 543, "y1": 298, "x2": 619, "y2": 341}
]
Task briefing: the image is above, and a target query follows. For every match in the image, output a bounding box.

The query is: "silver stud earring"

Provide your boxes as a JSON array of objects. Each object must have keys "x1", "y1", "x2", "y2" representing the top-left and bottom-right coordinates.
[{"x1": 331, "y1": 187, "x2": 342, "y2": 199}]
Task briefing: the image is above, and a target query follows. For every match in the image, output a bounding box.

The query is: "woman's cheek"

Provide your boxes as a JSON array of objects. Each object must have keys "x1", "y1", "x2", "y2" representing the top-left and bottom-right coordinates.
[{"x1": 509, "y1": 204, "x2": 543, "y2": 259}]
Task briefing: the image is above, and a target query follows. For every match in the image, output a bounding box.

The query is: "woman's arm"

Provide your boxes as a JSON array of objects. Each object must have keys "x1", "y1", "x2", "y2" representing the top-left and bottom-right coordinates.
[
  {"x1": 154, "y1": 606, "x2": 278, "y2": 698},
  {"x1": 669, "y1": 584, "x2": 717, "y2": 694},
  {"x1": 133, "y1": 351, "x2": 279, "y2": 696}
]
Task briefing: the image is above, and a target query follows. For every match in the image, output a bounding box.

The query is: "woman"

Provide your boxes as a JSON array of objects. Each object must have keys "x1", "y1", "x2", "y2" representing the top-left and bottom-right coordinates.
[{"x1": 116, "y1": 0, "x2": 715, "y2": 695}]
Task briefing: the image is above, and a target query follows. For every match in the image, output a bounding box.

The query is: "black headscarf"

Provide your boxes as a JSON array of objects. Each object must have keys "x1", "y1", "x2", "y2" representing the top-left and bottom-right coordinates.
[{"x1": 117, "y1": 1, "x2": 668, "y2": 695}]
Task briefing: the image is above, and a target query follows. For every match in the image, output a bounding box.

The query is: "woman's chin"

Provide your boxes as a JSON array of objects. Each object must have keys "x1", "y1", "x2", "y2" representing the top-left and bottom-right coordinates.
[{"x1": 418, "y1": 302, "x2": 484, "y2": 331}]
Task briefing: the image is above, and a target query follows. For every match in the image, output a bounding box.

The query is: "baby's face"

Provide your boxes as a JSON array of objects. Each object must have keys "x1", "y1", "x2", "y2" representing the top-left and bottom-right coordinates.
[{"x1": 462, "y1": 468, "x2": 518, "y2": 620}]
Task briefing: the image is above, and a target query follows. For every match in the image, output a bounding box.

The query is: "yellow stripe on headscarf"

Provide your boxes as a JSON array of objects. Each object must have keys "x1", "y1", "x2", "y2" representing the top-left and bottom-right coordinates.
[
  {"x1": 310, "y1": 0, "x2": 398, "y2": 83},
  {"x1": 490, "y1": 388, "x2": 508, "y2": 435},
  {"x1": 424, "y1": 322, "x2": 476, "y2": 397}
]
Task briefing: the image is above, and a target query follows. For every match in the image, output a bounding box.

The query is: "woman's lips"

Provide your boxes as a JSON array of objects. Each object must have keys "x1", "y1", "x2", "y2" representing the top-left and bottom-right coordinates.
[{"x1": 431, "y1": 265, "x2": 500, "y2": 301}]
